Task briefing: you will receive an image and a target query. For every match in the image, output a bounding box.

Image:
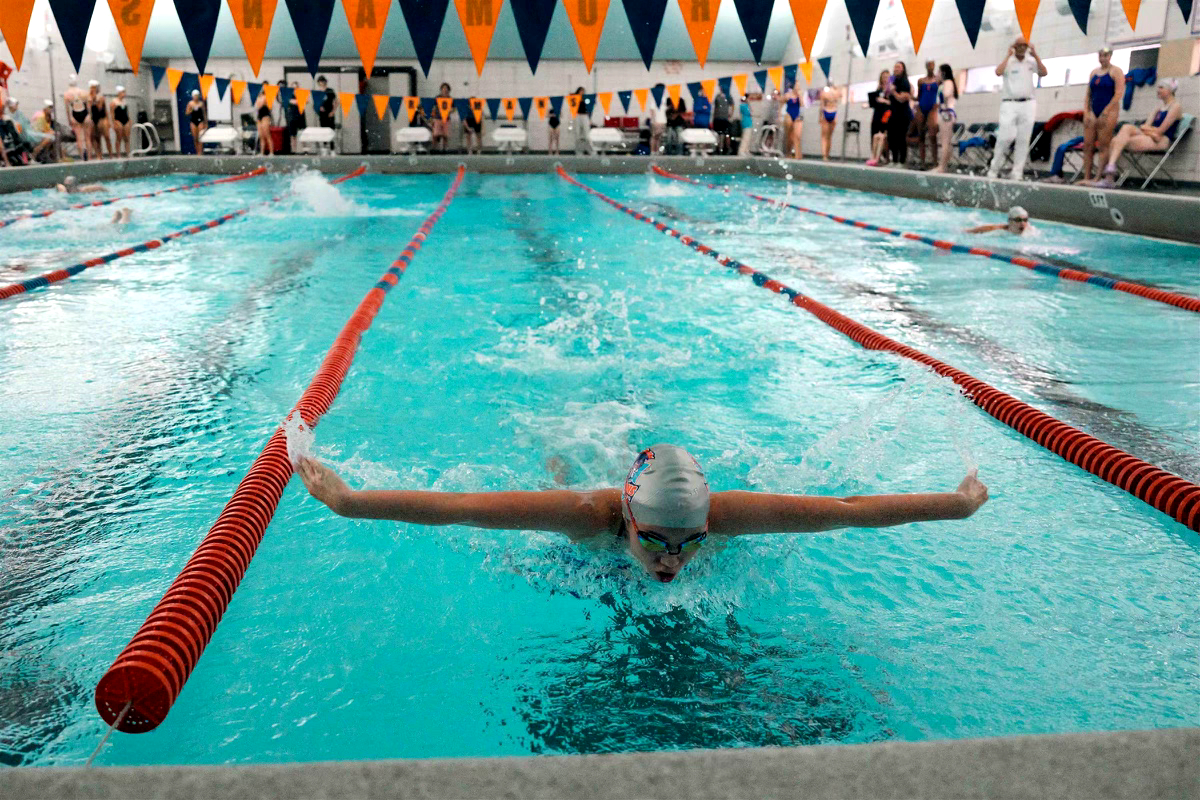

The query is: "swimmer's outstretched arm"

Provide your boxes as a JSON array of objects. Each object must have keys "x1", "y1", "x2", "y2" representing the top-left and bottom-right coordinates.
[
  {"x1": 965, "y1": 224, "x2": 1004, "y2": 234},
  {"x1": 296, "y1": 457, "x2": 618, "y2": 538},
  {"x1": 709, "y1": 470, "x2": 988, "y2": 535}
]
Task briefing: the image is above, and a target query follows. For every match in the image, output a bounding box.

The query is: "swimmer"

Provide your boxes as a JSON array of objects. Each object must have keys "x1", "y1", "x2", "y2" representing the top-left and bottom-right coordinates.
[
  {"x1": 297, "y1": 444, "x2": 989, "y2": 584},
  {"x1": 966, "y1": 206, "x2": 1030, "y2": 235},
  {"x1": 111, "y1": 207, "x2": 133, "y2": 225},
  {"x1": 56, "y1": 175, "x2": 107, "y2": 194}
]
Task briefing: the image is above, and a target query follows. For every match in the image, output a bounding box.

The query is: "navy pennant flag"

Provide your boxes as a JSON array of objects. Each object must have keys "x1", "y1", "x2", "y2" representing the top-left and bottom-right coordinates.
[
  {"x1": 718, "y1": 76, "x2": 732, "y2": 97},
  {"x1": 844, "y1": 0, "x2": 880, "y2": 54},
  {"x1": 548, "y1": 95, "x2": 563, "y2": 116},
  {"x1": 686, "y1": 81, "x2": 703, "y2": 102},
  {"x1": 783, "y1": 63, "x2": 797, "y2": 86},
  {"x1": 731, "y1": 0, "x2": 773, "y2": 64},
  {"x1": 617, "y1": 90, "x2": 632, "y2": 112},
  {"x1": 650, "y1": 84, "x2": 665, "y2": 107},
  {"x1": 247, "y1": 82, "x2": 263, "y2": 104},
  {"x1": 486, "y1": 97, "x2": 502, "y2": 119},
  {"x1": 1175, "y1": 0, "x2": 1191, "y2": 27},
  {"x1": 454, "y1": 97, "x2": 472, "y2": 119},
  {"x1": 753, "y1": 69, "x2": 768, "y2": 90},
  {"x1": 1067, "y1": 0, "x2": 1089, "y2": 32},
  {"x1": 397, "y1": 0, "x2": 453, "y2": 76},
  {"x1": 509, "y1": 0, "x2": 558, "y2": 73},
  {"x1": 817, "y1": 56, "x2": 831, "y2": 79},
  {"x1": 214, "y1": 76, "x2": 230, "y2": 99},
  {"x1": 172, "y1": 0, "x2": 222, "y2": 73},
  {"x1": 389, "y1": 95, "x2": 404, "y2": 118},
  {"x1": 583, "y1": 93, "x2": 596, "y2": 113},
  {"x1": 150, "y1": 65, "x2": 166, "y2": 89},
  {"x1": 954, "y1": 0, "x2": 985, "y2": 46},
  {"x1": 621, "y1": 0, "x2": 669, "y2": 68},
  {"x1": 517, "y1": 97, "x2": 533, "y2": 118},
  {"x1": 421, "y1": 96, "x2": 437, "y2": 117},
  {"x1": 355, "y1": 94, "x2": 370, "y2": 117},
  {"x1": 284, "y1": 0, "x2": 338, "y2": 76},
  {"x1": 48, "y1": 0, "x2": 97, "y2": 71}
]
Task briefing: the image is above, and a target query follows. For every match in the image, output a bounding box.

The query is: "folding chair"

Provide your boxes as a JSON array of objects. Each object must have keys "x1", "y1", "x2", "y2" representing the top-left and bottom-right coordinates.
[
  {"x1": 756, "y1": 123, "x2": 782, "y2": 156},
  {"x1": 1117, "y1": 114, "x2": 1194, "y2": 189},
  {"x1": 955, "y1": 123, "x2": 996, "y2": 173},
  {"x1": 843, "y1": 119, "x2": 862, "y2": 159}
]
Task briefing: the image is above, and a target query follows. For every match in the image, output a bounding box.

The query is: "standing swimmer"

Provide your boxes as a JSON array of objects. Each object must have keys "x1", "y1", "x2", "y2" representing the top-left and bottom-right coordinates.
[
  {"x1": 186, "y1": 89, "x2": 208, "y2": 155},
  {"x1": 297, "y1": 444, "x2": 988, "y2": 584}
]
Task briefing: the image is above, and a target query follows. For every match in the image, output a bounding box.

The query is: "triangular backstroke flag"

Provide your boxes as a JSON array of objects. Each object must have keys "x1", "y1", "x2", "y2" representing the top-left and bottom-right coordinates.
[
  {"x1": 782, "y1": 63, "x2": 796, "y2": 87},
  {"x1": 167, "y1": 68, "x2": 184, "y2": 92},
  {"x1": 0, "y1": 0, "x2": 36, "y2": 70},
  {"x1": 509, "y1": 0, "x2": 558, "y2": 72},
  {"x1": 701, "y1": 79, "x2": 716, "y2": 100},
  {"x1": 900, "y1": 0, "x2": 934, "y2": 53},
  {"x1": 343, "y1": 0, "x2": 391, "y2": 77},
  {"x1": 633, "y1": 87, "x2": 648, "y2": 110},
  {"x1": 503, "y1": 97, "x2": 516, "y2": 120},
  {"x1": 373, "y1": 94, "x2": 389, "y2": 120},
  {"x1": 563, "y1": 0, "x2": 612, "y2": 72},
  {"x1": 767, "y1": 65, "x2": 783, "y2": 90},
  {"x1": 786, "y1": 0, "x2": 824, "y2": 62},
  {"x1": 356, "y1": 93, "x2": 369, "y2": 117},
  {"x1": 405, "y1": 95, "x2": 420, "y2": 120},
  {"x1": 47, "y1": 0, "x2": 96, "y2": 70},
  {"x1": 341, "y1": 91, "x2": 357, "y2": 115},
  {"x1": 732, "y1": 73, "x2": 747, "y2": 96},
  {"x1": 453, "y1": 0, "x2": 504, "y2": 74},
  {"x1": 1067, "y1": 0, "x2": 1088, "y2": 32},
  {"x1": 1173, "y1": 0, "x2": 1190, "y2": 26},
  {"x1": 667, "y1": 84, "x2": 680, "y2": 105},
  {"x1": 845, "y1": 0, "x2": 881, "y2": 53},
  {"x1": 678, "y1": 0, "x2": 721, "y2": 67},
  {"x1": 198, "y1": 74, "x2": 215, "y2": 98},
  {"x1": 232, "y1": 80, "x2": 246, "y2": 104},
  {"x1": 618, "y1": 89, "x2": 631, "y2": 111},
  {"x1": 454, "y1": 97, "x2": 471, "y2": 119},
  {"x1": 436, "y1": 96, "x2": 453, "y2": 120},
  {"x1": 389, "y1": 95, "x2": 403, "y2": 118},
  {"x1": 487, "y1": 96, "x2": 502, "y2": 119},
  {"x1": 284, "y1": 0, "x2": 337, "y2": 75},
  {"x1": 247, "y1": 81, "x2": 262, "y2": 104},
  {"x1": 753, "y1": 69, "x2": 768, "y2": 90},
  {"x1": 517, "y1": 96, "x2": 532, "y2": 118},
  {"x1": 621, "y1": 0, "x2": 669, "y2": 68},
  {"x1": 952, "y1": 0, "x2": 985, "y2": 46},
  {"x1": 1013, "y1": 0, "x2": 1038, "y2": 40},
  {"x1": 294, "y1": 87, "x2": 311, "y2": 112},
  {"x1": 397, "y1": 0, "x2": 452, "y2": 76},
  {"x1": 227, "y1": 0, "x2": 280, "y2": 76},
  {"x1": 1120, "y1": 0, "x2": 1140, "y2": 27},
  {"x1": 567, "y1": 93, "x2": 581, "y2": 114},
  {"x1": 106, "y1": 0, "x2": 152, "y2": 72},
  {"x1": 597, "y1": 91, "x2": 612, "y2": 114},
  {"x1": 262, "y1": 81, "x2": 279, "y2": 109},
  {"x1": 151, "y1": 65, "x2": 166, "y2": 88},
  {"x1": 648, "y1": 85, "x2": 662, "y2": 107},
  {"x1": 548, "y1": 95, "x2": 563, "y2": 116},
  {"x1": 731, "y1": 0, "x2": 773, "y2": 64},
  {"x1": 215, "y1": 76, "x2": 230, "y2": 99},
  {"x1": 534, "y1": 96, "x2": 548, "y2": 117},
  {"x1": 799, "y1": 60, "x2": 812, "y2": 83},
  {"x1": 718, "y1": 76, "x2": 732, "y2": 97},
  {"x1": 686, "y1": 81, "x2": 702, "y2": 102},
  {"x1": 421, "y1": 96, "x2": 437, "y2": 117},
  {"x1": 816, "y1": 55, "x2": 831, "y2": 79},
  {"x1": 470, "y1": 97, "x2": 484, "y2": 122},
  {"x1": 584, "y1": 92, "x2": 595, "y2": 111},
  {"x1": 173, "y1": 0, "x2": 222, "y2": 73}
]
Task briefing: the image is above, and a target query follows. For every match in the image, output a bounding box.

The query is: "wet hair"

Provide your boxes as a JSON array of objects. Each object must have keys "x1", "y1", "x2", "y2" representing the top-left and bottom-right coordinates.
[{"x1": 939, "y1": 64, "x2": 957, "y2": 100}]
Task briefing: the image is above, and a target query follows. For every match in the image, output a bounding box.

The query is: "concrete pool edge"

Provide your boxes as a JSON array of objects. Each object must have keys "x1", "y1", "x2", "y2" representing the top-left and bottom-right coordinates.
[
  {"x1": 2, "y1": 155, "x2": 1197, "y2": 245},
  {"x1": 4, "y1": 727, "x2": 1196, "y2": 799}
]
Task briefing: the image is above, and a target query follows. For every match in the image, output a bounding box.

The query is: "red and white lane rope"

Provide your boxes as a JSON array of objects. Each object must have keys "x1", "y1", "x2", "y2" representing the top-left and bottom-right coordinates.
[
  {"x1": 0, "y1": 167, "x2": 366, "y2": 303},
  {"x1": 94, "y1": 166, "x2": 466, "y2": 734},
  {"x1": 651, "y1": 166, "x2": 1200, "y2": 314},
  {"x1": 559, "y1": 167, "x2": 1200, "y2": 532},
  {"x1": 0, "y1": 167, "x2": 268, "y2": 231}
]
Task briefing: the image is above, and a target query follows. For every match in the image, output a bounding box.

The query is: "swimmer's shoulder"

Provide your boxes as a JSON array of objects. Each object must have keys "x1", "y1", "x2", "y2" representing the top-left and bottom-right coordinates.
[{"x1": 562, "y1": 488, "x2": 622, "y2": 542}]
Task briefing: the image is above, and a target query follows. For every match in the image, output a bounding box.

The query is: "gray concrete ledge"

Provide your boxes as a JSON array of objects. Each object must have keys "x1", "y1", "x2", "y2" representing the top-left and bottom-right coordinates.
[
  {"x1": 2, "y1": 154, "x2": 1198, "y2": 244},
  {"x1": 3, "y1": 728, "x2": 1197, "y2": 800}
]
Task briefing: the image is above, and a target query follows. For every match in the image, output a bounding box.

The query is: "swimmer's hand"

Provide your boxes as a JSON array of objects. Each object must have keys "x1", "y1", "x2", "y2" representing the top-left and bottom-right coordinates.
[
  {"x1": 296, "y1": 457, "x2": 353, "y2": 515},
  {"x1": 955, "y1": 469, "x2": 989, "y2": 517}
]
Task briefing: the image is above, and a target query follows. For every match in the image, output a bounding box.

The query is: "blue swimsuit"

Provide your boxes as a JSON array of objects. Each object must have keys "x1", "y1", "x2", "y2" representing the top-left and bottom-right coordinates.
[
  {"x1": 1089, "y1": 71, "x2": 1116, "y2": 116},
  {"x1": 785, "y1": 96, "x2": 801, "y2": 121},
  {"x1": 917, "y1": 81, "x2": 939, "y2": 114},
  {"x1": 1151, "y1": 107, "x2": 1180, "y2": 141}
]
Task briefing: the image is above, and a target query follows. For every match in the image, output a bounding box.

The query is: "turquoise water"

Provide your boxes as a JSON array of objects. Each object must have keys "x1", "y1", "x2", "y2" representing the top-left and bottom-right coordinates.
[{"x1": 1, "y1": 169, "x2": 1197, "y2": 767}]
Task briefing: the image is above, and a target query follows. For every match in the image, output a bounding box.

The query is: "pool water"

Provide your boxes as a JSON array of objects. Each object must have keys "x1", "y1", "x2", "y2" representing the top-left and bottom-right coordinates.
[{"x1": 1, "y1": 169, "x2": 1197, "y2": 767}]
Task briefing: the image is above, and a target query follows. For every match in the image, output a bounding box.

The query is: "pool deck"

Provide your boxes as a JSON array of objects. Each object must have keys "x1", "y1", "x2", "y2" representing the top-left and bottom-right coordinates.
[
  {"x1": 1, "y1": 154, "x2": 1197, "y2": 245},
  {"x1": 4, "y1": 727, "x2": 1196, "y2": 799}
]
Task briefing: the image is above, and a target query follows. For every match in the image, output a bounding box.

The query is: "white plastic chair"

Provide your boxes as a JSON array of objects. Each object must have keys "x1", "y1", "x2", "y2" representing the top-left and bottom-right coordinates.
[
  {"x1": 298, "y1": 126, "x2": 336, "y2": 154},
  {"x1": 394, "y1": 127, "x2": 431, "y2": 154},
  {"x1": 492, "y1": 126, "x2": 527, "y2": 153},
  {"x1": 199, "y1": 125, "x2": 239, "y2": 154},
  {"x1": 681, "y1": 128, "x2": 718, "y2": 156},
  {"x1": 588, "y1": 127, "x2": 626, "y2": 154}
]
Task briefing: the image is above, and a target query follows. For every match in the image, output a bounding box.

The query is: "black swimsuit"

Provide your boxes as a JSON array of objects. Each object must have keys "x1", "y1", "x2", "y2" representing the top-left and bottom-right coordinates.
[
  {"x1": 113, "y1": 103, "x2": 129, "y2": 125},
  {"x1": 72, "y1": 107, "x2": 88, "y2": 124},
  {"x1": 257, "y1": 104, "x2": 271, "y2": 121},
  {"x1": 189, "y1": 106, "x2": 205, "y2": 126},
  {"x1": 91, "y1": 100, "x2": 106, "y2": 122}
]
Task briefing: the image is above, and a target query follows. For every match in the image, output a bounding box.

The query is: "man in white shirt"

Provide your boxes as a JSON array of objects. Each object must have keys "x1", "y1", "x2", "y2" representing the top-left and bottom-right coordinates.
[{"x1": 987, "y1": 36, "x2": 1047, "y2": 179}]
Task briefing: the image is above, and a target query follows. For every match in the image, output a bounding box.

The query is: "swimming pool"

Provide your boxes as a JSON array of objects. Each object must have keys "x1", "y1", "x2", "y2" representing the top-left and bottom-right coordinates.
[{"x1": 1, "y1": 168, "x2": 1197, "y2": 766}]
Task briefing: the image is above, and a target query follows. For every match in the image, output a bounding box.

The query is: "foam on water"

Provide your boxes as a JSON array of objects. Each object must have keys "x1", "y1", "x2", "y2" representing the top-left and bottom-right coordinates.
[{"x1": 272, "y1": 169, "x2": 428, "y2": 217}]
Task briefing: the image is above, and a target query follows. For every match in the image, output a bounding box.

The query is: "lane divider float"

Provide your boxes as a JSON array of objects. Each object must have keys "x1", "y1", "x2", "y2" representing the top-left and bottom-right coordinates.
[
  {"x1": 650, "y1": 166, "x2": 1200, "y2": 314},
  {"x1": 560, "y1": 167, "x2": 1200, "y2": 532},
  {"x1": 0, "y1": 167, "x2": 268, "y2": 231},
  {"x1": 93, "y1": 165, "x2": 465, "y2": 733},
  {"x1": 0, "y1": 167, "x2": 366, "y2": 303}
]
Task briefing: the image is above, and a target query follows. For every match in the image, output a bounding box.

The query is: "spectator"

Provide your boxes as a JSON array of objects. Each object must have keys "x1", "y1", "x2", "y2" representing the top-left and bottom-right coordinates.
[
  {"x1": 432, "y1": 83, "x2": 452, "y2": 152},
  {"x1": 712, "y1": 86, "x2": 732, "y2": 153},
  {"x1": 547, "y1": 103, "x2": 560, "y2": 154},
  {"x1": 932, "y1": 64, "x2": 958, "y2": 173},
  {"x1": 286, "y1": 80, "x2": 306, "y2": 152},
  {"x1": 65, "y1": 79, "x2": 90, "y2": 161},
  {"x1": 461, "y1": 103, "x2": 483, "y2": 155},
  {"x1": 914, "y1": 60, "x2": 940, "y2": 167},
  {"x1": 1091, "y1": 79, "x2": 1182, "y2": 188},
  {"x1": 866, "y1": 70, "x2": 892, "y2": 166},
  {"x1": 571, "y1": 87, "x2": 592, "y2": 154},
  {"x1": 887, "y1": 62, "x2": 912, "y2": 166},
  {"x1": 818, "y1": 82, "x2": 841, "y2": 161},
  {"x1": 692, "y1": 87, "x2": 711, "y2": 129},
  {"x1": 255, "y1": 90, "x2": 273, "y2": 155},
  {"x1": 736, "y1": 93, "x2": 754, "y2": 155},
  {"x1": 32, "y1": 99, "x2": 62, "y2": 162},
  {"x1": 6, "y1": 98, "x2": 55, "y2": 162},
  {"x1": 186, "y1": 88, "x2": 208, "y2": 155},
  {"x1": 649, "y1": 84, "x2": 667, "y2": 154},
  {"x1": 110, "y1": 86, "x2": 132, "y2": 158},
  {"x1": 783, "y1": 81, "x2": 803, "y2": 158},
  {"x1": 316, "y1": 76, "x2": 337, "y2": 129},
  {"x1": 1080, "y1": 47, "x2": 1124, "y2": 183},
  {"x1": 88, "y1": 80, "x2": 112, "y2": 158},
  {"x1": 665, "y1": 93, "x2": 687, "y2": 154},
  {"x1": 987, "y1": 36, "x2": 1047, "y2": 180}
]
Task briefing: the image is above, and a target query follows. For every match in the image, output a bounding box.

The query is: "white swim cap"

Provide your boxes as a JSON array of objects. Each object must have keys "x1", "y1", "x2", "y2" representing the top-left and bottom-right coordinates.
[
  {"x1": 192, "y1": 89, "x2": 201, "y2": 97},
  {"x1": 115, "y1": 85, "x2": 125, "y2": 93},
  {"x1": 88, "y1": 79, "x2": 100, "y2": 87},
  {"x1": 45, "y1": 99, "x2": 54, "y2": 107},
  {"x1": 622, "y1": 445, "x2": 710, "y2": 531},
  {"x1": 1160, "y1": 78, "x2": 1178, "y2": 93},
  {"x1": 1008, "y1": 205, "x2": 1029, "y2": 220}
]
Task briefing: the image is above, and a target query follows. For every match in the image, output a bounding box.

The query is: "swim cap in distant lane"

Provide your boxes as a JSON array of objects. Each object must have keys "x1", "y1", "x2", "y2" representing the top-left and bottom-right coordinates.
[{"x1": 622, "y1": 444, "x2": 710, "y2": 531}]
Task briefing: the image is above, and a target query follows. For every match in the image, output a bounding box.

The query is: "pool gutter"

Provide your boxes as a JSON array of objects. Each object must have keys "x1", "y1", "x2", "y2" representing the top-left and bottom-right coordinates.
[
  {"x1": 3, "y1": 727, "x2": 1196, "y2": 799},
  {"x1": 1, "y1": 155, "x2": 1197, "y2": 245}
]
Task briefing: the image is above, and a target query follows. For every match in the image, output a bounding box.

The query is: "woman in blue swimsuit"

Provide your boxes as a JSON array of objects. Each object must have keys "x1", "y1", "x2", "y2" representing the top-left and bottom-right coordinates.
[
  {"x1": 1093, "y1": 79, "x2": 1182, "y2": 187},
  {"x1": 1081, "y1": 47, "x2": 1125, "y2": 183},
  {"x1": 914, "y1": 61, "x2": 941, "y2": 167},
  {"x1": 783, "y1": 82, "x2": 803, "y2": 159},
  {"x1": 818, "y1": 84, "x2": 841, "y2": 160}
]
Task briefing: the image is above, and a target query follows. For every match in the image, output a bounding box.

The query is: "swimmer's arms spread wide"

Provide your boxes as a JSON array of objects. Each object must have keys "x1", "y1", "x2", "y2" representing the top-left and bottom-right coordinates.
[
  {"x1": 710, "y1": 470, "x2": 988, "y2": 535},
  {"x1": 297, "y1": 457, "x2": 618, "y2": 537}
]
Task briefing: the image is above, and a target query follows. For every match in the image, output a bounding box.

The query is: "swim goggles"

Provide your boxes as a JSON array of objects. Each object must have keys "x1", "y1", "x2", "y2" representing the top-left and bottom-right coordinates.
[{"x1": 632, "y1": 520, "x2": 708, "y2": 555}]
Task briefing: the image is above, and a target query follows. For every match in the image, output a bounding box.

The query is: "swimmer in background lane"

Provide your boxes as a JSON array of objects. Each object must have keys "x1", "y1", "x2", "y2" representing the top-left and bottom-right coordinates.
[
  {"x1": 111, "y1": 207, "x2": 132, "y2": 225},
  {"x1": 297, "y1": 444, "x2": 988, "y2": 585},
  {"x1": 56, "y1": 175, "x2": 107, "y2": 193},
  {"x1": 966, "y1": 205, "x2": 1031, "y2": 235}
]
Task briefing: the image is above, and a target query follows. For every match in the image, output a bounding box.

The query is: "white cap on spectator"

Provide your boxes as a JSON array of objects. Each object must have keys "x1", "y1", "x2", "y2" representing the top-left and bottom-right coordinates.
[
  {"x1": 115, "y1": 85, "x2": 125, "y2": 93},
  {"x1": 45, "y1": 99, "x2": 55, "y2": 107},
  {"x1": 88, "y1": 79, "x2": 100, "y2": 87}
]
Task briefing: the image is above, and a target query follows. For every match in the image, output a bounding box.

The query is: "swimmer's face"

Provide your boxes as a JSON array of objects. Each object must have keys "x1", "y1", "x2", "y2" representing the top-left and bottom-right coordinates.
[
  {"x1": 627, "y1": 522, "x2": 706, "y2": 583},
  {"x1": 1007, "y1": 216, "x2": 1029, "y2": 234}
]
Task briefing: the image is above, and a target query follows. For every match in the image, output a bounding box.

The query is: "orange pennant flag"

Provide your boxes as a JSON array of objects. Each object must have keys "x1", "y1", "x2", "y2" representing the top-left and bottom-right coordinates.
[
  {"x1": 566, "y1": 93, "x2": 581, "y2": 114},
  {"x1": 633, "y1": 87, "x2": 648, "y2": 110},
  {"x1": 436, "y1": 96, "x2": 453, "y2": 120},
  {"x1": 677, "y1": 0, "x2": 721, "y2": 67},
  {"x1": 597, "y1": 92, "x2": 612, "y2": 114},
  {"x1": 701, "y1": 79, "x2": 716, "y2": 100},
  {"x1": 900, "y1": 0, "x2": 935, "y2": 54},
  {"x1": 294, "y1": 87, "x2": 310, "y2": 112},
  {"x1": 453, "y1": 0, "x2": 504, "y2": 75},
  {"x1": 340, "y1": 91, "x2": 357, "y2": 116},
  {"x1": 343, "y1": 0, "x2": 391, "y2": 77},
  {"x1": 503, "y1": 98, "x2": 516, "y2": 121},
  {"x1": 767, "y1": 65, "x2": 784, "y2": 90},
  {"x1": 563, "y1": 0, "x2": 612, "y2": 72},
  {"x1": 732, "y1": 74, "x2": 747, "y2": 97},
  {"x1": 1121, "y1": 0, "x2": 1140, "y2": 28},
  {"x1": 534, "y1": 96, "x2": 548, "y2": 118},
  {"x1": 262, "y1": 82, "x2": 279, "y2": 109},
  {"x1": 470, "y1": 97, "x2": 484, "y2": 123},
  {"x1": 405, "y1": 96, "x2": 420, "y2": 120},
  {"x1": 226, "y1": 0, "x2": 280, "y2": 77},
  {"x1": 1012, "y1": 0, "x2": 1038, "y2": 41},
  {"x1": 0, "y1": 0, "x2": 36, "y2": 70},
  {"x1": 786, "y1": 0, "x2": 825, "y2": 62},
  {"x1": 667, "y1": 84, "x2": 681, "y2": 105},
  {"x1": 798, "y1": 61, "x2": 813, "y2": 84},
  {"x1": 106, "y1": 0, "x2": 153, "y2": 73},
  {"x1": 373, "y1": 94, "x2": 389, "y2": 120},
  {"x1": 198, "y1": 74, "x2": 214, "y2": 98},
  {"x1": 231, "y1": 80, "x2": 246, "y2": 104},
  {"x1": 166, "y1": 68, "x2": 184, "y2": 92}
]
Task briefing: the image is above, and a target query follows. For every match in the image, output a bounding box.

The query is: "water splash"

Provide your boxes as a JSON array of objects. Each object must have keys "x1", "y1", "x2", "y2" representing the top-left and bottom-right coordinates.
[{"x1": 282, "y1": 412, "x2": 315, "y2": 467}]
